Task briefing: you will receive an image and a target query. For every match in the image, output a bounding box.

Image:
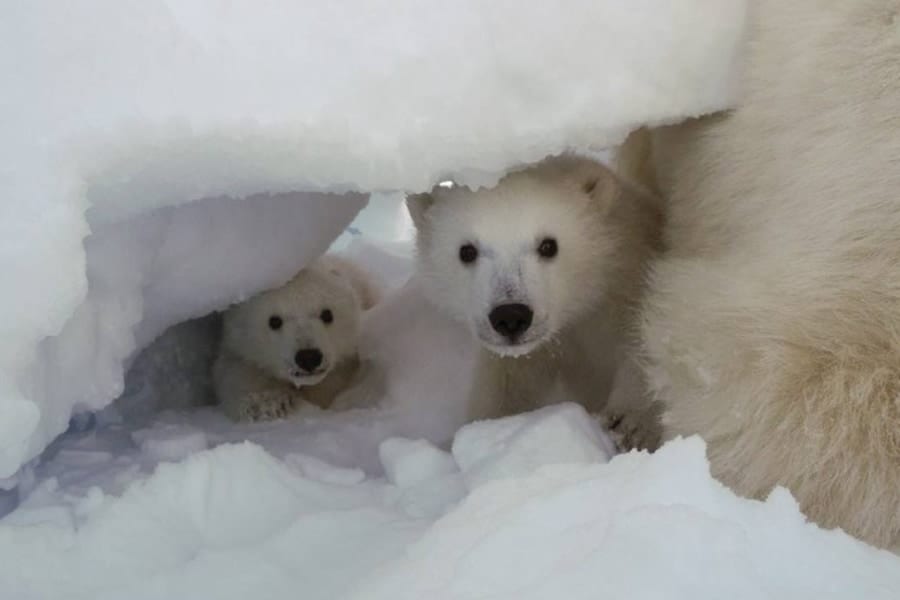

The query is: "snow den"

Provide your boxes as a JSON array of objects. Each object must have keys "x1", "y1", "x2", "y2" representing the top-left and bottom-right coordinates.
[{"x1": 5, "y1": 2, "x2": 898, "y2": 599}]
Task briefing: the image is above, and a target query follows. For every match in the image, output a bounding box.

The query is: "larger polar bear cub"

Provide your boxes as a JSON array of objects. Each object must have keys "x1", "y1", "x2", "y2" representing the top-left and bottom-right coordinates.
[
  {"x1": 622, "y1": 0, "x2": 900, "y2": 548},
  {"x1": 213, "y1": 255, "x2": 378, "y2": 421},
  {"x1": 409, "y1": 156, "x2": 663, "y2": 449}
]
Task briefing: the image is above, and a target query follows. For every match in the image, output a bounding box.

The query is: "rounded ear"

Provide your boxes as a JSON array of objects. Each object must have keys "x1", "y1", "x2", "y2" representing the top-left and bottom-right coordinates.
[
  {"x1": 581, "y1": 176, "x2": 601, "y2": 196},
  {"x1": 530, "y1": 154, "x2": 610, "y2": 193},
  {"x1": 544, "y1": 155, "x2": 619, "y2": 211},
  {"x1": 321, "y1": 256, "x2": 380, "y2": 311},
  {"x1": 581, "y1": 166, "x2": 623, "y2": 218},
  {"x1": 405, "y1": 192, "x2": 435, "y2": 230},
  {"x1": 348, "y1": 273, "x2": 380, "y2": 310},
  {"x1": 566, "y1": 159, "x2": 614, "y2": 200}
]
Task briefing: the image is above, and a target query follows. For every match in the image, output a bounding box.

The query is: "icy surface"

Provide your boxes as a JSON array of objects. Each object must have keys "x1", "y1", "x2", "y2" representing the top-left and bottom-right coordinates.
[{"x1": 1, "y1": 0, "x2": 746, "y2": 476}]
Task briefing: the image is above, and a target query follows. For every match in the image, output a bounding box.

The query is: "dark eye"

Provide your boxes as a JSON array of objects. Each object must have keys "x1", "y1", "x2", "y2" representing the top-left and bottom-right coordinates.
[
  {"x1": 268, "y1": 315, "x2": 283, "y2": 331},
  {"x1": 320, "y1": 308, "x2": 334, "y2": 324},
  {"x1": 538, "y1": 237, "x2": 558, "y2": 259},
  {"x1": 459, "y1": 243, "x2": 478, "y2": 264}
]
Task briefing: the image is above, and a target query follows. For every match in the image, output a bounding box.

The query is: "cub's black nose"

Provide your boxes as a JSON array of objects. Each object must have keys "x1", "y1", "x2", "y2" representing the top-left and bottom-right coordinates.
[
  {"x1": 294, "y1": 348, "x2": 323, "y2": 372},
  {"x1": 488, "y1": 303, "x2": 533, "y2": 341}
]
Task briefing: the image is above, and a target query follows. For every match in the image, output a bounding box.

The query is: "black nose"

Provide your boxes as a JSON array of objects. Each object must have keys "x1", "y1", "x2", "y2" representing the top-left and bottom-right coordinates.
[
  {"x1": 488, "y1": 303, "x2": 533, "y2": 341},
  {"x1": 294, "y1": 348, "x2": 323, "y2": 372}
]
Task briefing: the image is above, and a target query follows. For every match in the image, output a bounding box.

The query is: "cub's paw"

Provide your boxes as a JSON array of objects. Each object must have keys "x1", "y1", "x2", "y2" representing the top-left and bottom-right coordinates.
[
  {"x1": 598, "y1": 408, "x2": 662, "y2": 453},
  {"x1": 238, "y1": 390, "x2": 296, "y2": 422}
]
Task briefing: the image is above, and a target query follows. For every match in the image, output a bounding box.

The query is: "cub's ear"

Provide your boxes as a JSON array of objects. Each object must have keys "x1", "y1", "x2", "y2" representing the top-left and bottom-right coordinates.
[
  {"x1": 321, "y1": 256, "x2": 380, "y2": 311},
  {"x1": 346, "y1": 267, "x2": 380, "y2": 311},
  {"x1": 537, "y1": 154, "x2": 615, "y2": 204},
  {"x1": 580, "y1": 173, "x2": 605, "y2": 196},
  {"x1": 570, "y1": 160, "x2": 614, "y2": 201},
  {"x1": 582, "y1": 169, "x2": 621, "y2": 217},
  {"x1": 405, "y1": 192, "x2": 435, "y2": 230},
  {"x1": 560, "y1": 156, "x2": 618, "y2": 213}
]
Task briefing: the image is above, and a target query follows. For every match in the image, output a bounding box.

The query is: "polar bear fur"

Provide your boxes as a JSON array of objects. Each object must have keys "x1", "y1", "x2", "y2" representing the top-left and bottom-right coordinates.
[
  {"x1": 408, "y1": 156, "x2": 663, "y2": 450},
  {"x1": 213, "y1": 255, "x2": 378, "y2": 422},
  {"x1": 621, "y1": 0, "x2": 900, "y2": 548}
]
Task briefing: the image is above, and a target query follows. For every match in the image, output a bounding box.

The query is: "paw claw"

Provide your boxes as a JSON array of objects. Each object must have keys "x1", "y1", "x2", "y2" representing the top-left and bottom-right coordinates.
[
  {"x1": 237, "y1": 390, "x2": 298, "y2": 423},
  {"x1": 597, "y1": 408, "x2": 661, "y2": 453}
]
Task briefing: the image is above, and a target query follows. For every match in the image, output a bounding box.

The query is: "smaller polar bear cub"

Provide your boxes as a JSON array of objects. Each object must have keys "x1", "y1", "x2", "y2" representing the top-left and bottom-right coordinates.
[{"x1": 213, "y1": 255, "x2": 378, "y2": 422}]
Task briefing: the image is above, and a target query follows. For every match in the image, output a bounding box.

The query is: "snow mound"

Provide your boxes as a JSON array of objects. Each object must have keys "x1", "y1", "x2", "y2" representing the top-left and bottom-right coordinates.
[
  {"x1": 453, "y1": 403, "x2": 616, "y2": 489},
  {"x1": 1, "y1": 0, "x2": 747, "y2": 477},
  {"x1": 379, "y1": 438, "x2": 459, "y2": 488},
  {"x1": 354, "y1": 437, "x2": 900, "y2": 600},
  {"x1": 3, "y1": 406, "x2": 898, "y2": 599}
]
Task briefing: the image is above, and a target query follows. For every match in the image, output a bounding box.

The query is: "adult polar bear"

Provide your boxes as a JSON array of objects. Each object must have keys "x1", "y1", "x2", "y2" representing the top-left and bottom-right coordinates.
[{"x1": 625, "y1": 0, "x2": 900, "y2": 548}]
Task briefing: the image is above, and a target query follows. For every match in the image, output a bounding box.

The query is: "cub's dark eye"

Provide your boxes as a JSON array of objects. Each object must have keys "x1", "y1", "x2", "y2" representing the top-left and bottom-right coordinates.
[
  {"x1": 268, "y1": 315, "x2": 283, "y2": 331},
  {"x1": 459, "y1": 243, "x2": 478, "y2": 264},
  {"x1": 538, "y1": 237, "x2": 558, "y2": 259},
  {"x1": 320, "y1": 308, "x2": 334, "y2": 324}
]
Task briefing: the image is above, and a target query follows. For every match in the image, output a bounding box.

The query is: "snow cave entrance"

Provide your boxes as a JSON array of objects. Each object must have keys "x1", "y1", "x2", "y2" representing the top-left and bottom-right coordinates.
[
  {"x1": 105, "y1": 192, "x2": 417, "y2": 421},
  {"x1": 12, "y1": 191, "x2": 458, "y2": 515},
  {"x1": 2, "y1": 0, "x2": 749, "y2": 519}
]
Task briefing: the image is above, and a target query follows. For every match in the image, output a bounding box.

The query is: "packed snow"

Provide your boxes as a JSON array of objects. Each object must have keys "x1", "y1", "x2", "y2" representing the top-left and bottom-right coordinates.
[{"x1": 1, "y1": 0, "x2": 747, "y2": 477}]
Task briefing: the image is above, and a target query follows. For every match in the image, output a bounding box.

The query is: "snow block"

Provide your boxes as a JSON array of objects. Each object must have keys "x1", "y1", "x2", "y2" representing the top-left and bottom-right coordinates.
[
  {"x1": 452, "y1": 403, "x2": 615, "y2": 490},
  {"x1": 379, "y1": 438, "x2": 459, "y2": 488},
  {"x1": 284, "y1": 453, "x2": 367, "y2": 486}
]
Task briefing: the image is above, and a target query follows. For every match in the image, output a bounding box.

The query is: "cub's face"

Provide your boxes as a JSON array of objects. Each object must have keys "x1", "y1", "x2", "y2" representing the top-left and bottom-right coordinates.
[
  {"x1": 409, "y1": 158, "x2": 617, "y2": 357},
  {"x1": 222, "y1": 265, "x2": 362, "y2": 387}
]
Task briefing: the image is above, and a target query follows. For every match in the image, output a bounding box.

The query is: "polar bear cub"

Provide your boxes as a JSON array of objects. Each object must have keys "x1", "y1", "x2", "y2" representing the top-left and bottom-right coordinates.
[
  {"x1": 213, "y1": 255, "x2": 378, "y2": 422},
  {"x1": 408, "y1": 155, "x2": 662, "y2": 449}
]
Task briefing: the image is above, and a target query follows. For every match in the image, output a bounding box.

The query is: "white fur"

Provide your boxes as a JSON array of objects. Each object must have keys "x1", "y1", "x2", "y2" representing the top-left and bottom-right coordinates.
[
  {"x1": 410, "y1": 156, "x2": 662, "y2": 449},
  {"x1": 213, "y1": 255, "x2": 377, "y2": 421},
  {"x1": 622, "y1": 0, "x2": 900, "y2": 548}
]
